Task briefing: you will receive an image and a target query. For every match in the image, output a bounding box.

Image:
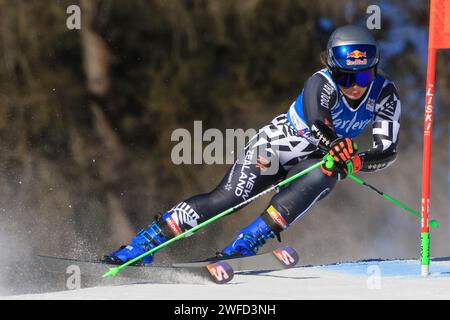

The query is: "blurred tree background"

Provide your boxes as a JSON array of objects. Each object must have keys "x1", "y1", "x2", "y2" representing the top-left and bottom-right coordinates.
[{"x1": 0, "y1": 0, "x2": 449, "y2": 294}]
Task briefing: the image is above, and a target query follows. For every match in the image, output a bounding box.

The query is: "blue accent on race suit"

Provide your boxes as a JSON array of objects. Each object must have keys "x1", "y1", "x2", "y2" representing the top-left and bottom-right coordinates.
[{"x1": 287, "y1": 69, "x2": 385, "y2": 139}]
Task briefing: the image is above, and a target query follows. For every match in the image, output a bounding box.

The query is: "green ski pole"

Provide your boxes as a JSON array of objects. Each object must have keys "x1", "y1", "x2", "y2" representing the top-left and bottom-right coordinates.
[
  {"x1": 347, "y1": 173, "x2": 439, "y2": 229},
  {"x1": 323, "y1": 154, "x2": 440, "y2": 229},
  {"x1": 103, "y1": 158, "x2": 328, "y2": 278}
]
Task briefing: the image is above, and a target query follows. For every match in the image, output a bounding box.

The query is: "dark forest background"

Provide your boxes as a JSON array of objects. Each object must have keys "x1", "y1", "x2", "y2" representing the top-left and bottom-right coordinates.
[{"x1": 0, "y1": 0, "x2": 449, "y2": 295}]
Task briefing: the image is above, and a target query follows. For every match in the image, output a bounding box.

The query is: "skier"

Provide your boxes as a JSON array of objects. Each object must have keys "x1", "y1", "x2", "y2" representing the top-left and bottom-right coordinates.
[{"x1": 104, "y1": 25, "x2": 401, "y2": 265}]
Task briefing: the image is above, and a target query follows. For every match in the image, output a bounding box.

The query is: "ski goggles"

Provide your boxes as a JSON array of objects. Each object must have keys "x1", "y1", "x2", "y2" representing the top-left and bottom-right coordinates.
[{"x1": 331, "y1": 68, "x2": 375, "y2": 88}]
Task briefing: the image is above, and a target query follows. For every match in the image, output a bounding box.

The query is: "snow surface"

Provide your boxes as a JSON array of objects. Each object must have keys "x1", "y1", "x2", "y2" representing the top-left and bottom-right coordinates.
[{"x1": 3, "y1": 259, "x2": 450, "y2": 300}]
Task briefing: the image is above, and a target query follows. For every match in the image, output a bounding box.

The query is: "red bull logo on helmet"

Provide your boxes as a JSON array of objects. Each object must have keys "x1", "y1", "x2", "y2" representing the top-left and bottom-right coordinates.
[
  {"x1": 347, "y1": 50, "x2": 367, "y2": 59},
  {"x1": 346, "y1": 50, "x2": 367, "y2": 66}
]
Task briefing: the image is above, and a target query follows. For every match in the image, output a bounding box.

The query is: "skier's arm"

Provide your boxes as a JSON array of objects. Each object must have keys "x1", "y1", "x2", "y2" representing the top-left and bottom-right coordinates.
[
  {"x1": 359, "y1": 82, "x2": 401, "y2": 172},
  {"x1": 302, "y1": 73, "x2": 339, "y2": 149}
]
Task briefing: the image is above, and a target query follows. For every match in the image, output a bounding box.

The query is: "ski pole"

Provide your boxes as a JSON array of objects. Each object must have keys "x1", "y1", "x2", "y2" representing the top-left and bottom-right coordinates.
[
  {"x1": 102, "y1": 158, "x2": 328, "y2": 278},
  {"x1": 323, "y1": 154, "x2": 440, "y2": 229},
  {"x1": 347, "y1": 173, "x2": 439, "y2": 229}
]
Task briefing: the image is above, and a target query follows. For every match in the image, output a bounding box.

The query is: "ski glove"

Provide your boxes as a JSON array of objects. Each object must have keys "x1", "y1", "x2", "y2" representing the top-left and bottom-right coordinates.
[
  {"x1": 321, "y1": 154, "x2": 361, "y2": 180},
  {"x1": 328, "y1": 137, "x2": 357, "y2": 163},
  {"x1": 321, "y1": 137, "x2": 361, "y2": 180}
]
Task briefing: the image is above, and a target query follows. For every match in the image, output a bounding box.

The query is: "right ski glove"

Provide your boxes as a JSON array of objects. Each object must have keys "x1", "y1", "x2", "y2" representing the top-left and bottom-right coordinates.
[
  {"x1": 328, "y1": 137, "x2": 358, "y2": 163},
  {"x1": 321, "y1": 160, "x2": 346, "y2": 180},
  {"x1": 321, "y1": 155, "x2": 361, "y2": 180},
  {"x1": 321, "y1": 137, "x2": 361, "y2": 180}
]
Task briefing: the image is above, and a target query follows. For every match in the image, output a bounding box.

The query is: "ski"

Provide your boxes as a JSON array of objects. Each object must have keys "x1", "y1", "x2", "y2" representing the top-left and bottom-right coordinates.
[
  {"x1": 172, "y1": 246, "x2": 299, "y2": 273},
  {"x1": 38, "y1": 246, "x2": 298, "y2": 289},
  {"x1": 38, "y1": 255, "x2": 234, "y2": 286}
]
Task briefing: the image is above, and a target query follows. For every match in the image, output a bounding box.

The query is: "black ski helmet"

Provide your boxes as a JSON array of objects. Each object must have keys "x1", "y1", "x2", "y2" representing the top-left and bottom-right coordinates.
[{"x1": 326, "y1": 25, "x2": 380, "y2": 72}]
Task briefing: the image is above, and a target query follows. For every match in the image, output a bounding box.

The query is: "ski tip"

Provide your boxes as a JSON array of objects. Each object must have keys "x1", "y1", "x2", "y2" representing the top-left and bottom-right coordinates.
[
  {"x1": 102, "y1": 267, "x2": 119, "y2": 278},
  {"x1": 273, "y1": 246, "x2": 299, "y2": 268},
  {"x1": 206, "y1": 261, "x2": 234, "y2": 284}
]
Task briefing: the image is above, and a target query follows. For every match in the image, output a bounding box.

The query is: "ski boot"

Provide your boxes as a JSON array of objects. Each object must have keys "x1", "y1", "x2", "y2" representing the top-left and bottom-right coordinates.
[
  {"x1": 218, "y1": 216, "x2": 279, "y2": 258},
  {"x1": 103, "y1": 214, "x2": 172, "y2": 266}
]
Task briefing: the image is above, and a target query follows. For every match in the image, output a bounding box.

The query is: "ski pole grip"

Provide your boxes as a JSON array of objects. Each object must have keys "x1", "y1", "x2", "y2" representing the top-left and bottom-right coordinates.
[
  {"x1": 324, "y1": 154, "x2": 334, "y2": 169},
  {"x1": 346, "y1": 160, "x2": 354, "y2": 175}
]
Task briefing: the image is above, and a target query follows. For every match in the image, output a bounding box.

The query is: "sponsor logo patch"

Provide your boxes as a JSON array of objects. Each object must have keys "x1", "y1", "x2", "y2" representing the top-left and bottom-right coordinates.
[
  {"x1": 256, "y1": 155, "x2": 270, "y2": 171},
  {"x1": 346, "y1": 50, "x2": 368, "y2": 66},
  {"x1": 165, "y1": 215, "x2": 182, "y2": 236},
  {"x1": 267, "y1": 205, "x2": 288, "y2": 230},
  {"x1": 366, "y1": 98, "x2": 375, "y2": 112}
]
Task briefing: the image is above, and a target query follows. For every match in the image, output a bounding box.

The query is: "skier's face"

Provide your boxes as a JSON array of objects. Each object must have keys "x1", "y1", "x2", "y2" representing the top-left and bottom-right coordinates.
[{"x1": 339, "y1": 83, "x2": 367, "y2": 100}]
